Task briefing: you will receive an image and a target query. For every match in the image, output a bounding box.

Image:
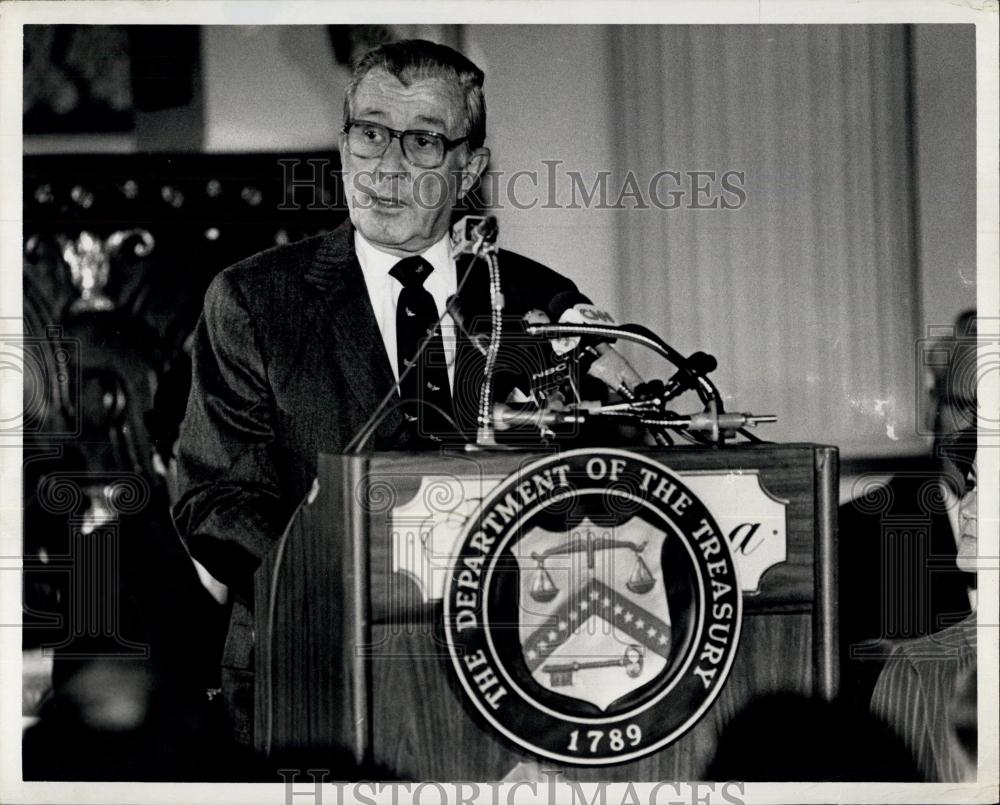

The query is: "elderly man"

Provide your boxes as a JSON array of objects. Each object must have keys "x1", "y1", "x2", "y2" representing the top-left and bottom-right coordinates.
[{"x1": 173, "y1": 40, "x2": 579, "y2": 749}]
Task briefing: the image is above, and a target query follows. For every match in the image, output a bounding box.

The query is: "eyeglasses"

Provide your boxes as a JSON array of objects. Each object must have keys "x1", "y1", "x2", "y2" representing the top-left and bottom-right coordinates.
[{"x1": 343, "y1": 120, "x2": 469, "y2": 169}]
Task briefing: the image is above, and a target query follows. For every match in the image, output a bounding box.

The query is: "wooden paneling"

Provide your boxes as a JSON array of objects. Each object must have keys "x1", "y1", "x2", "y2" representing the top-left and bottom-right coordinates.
[
  {"x1": 254, "y1": 455, "x2": 368, "y2": 764},
  {"x1": 367, "y1": 611, "x2": 812, "y2": 781},
  {"x1": 365, "y1": 444, "x2": 822, "y2": 622}
]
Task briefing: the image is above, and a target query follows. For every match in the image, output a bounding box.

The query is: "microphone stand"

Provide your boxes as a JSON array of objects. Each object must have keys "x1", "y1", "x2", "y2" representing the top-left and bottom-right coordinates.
[
  {"x1": 345, "y1": 221, "x2": 497, "y2": 454},
  {"x1": 474, "y1": 248, "x2": 503, "y2": 447}
]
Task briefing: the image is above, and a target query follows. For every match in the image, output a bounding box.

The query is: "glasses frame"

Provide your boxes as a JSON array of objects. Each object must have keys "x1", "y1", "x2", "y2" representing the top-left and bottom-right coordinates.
[{"x1": 342, "y1": 120, "x2": 470, "y2": 168}]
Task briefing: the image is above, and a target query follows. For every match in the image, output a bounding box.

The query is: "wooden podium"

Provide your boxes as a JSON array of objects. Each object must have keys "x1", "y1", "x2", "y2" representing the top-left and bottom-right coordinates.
[{"x1": 254, "y1": 444, "x2": 838, "y2": 780}]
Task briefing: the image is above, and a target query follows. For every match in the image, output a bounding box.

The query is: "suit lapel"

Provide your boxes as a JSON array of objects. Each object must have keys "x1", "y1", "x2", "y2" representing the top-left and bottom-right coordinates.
[
  {"x1": 304, "y1": 223, "x2": 404, "y2": 446},
  {"x1": 303, "y1": 230, "x2": 505, "y2": 444}
]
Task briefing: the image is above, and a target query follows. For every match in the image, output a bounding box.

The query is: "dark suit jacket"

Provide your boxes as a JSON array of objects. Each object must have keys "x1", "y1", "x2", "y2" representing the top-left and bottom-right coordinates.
[{"x1": 173, "y1": 219, "x2": 576, "y2": 743}]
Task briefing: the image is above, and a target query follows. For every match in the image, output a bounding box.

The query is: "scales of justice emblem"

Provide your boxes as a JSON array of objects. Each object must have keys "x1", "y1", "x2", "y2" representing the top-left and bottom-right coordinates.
[
  {"x1": 444, "y1": 449, "x2": 742, "y2": 764},
  {"x1": 516, "y1": 517, "x2": 671, "y2": 711}
]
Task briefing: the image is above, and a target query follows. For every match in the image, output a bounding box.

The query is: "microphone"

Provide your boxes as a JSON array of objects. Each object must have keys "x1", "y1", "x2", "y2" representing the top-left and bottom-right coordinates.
[
  {"x1": 587, "y1": 347, "x2": 644, "y2": 397},
  {"x1": 547, "y1": 290, "x2": 619, "y2": 327},
  {"x1": 451, "y1": 215, "x2": 499, "y2": 257},
  {"x1": 546, "y1": 291, "x2": 643, "y2": 396},
  {"x1": 518, "y1": 308, "x2": 571, "y2": 404},
  {"x1": 447, "y1": 295, "x2": 563, "y2": 405},
  {"x1": 475, "y1": 216, "x2": 499, "y2": 245},
  {"x1": 491, "y1": 402, "x2": 591, "y2": 431},
  {"x1": 546, "y1": 290, "x2": 611, "y2": 355},
  {"x1": 654, "y1": 351, "x2": 718, "y2": 404}
]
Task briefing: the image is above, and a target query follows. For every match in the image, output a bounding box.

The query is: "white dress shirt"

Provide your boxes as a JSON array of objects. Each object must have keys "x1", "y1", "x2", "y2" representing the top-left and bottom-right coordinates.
[{"x1": 354, "y1": 230, "x2": 458, "y2": 390}]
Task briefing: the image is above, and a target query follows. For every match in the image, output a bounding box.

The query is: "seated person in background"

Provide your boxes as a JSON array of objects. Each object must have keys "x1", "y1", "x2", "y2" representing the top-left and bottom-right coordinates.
[
  {"x1": 710, "y1": 427, "x2": 979, "y2": 784},
  {"x1": 838, "y1": 310, "x2": 977, "y2": 702},
  {"x1": 870, "y1": 427, "x2": 979, "y2": 783}
]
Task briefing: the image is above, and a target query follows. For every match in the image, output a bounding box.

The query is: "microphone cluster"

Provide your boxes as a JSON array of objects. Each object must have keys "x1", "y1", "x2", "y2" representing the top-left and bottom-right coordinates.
[
  {"x1": 449, "y1": 216, "x2": 775, "y2": 448},
  {"x1": 503, "y1": 291, "x2": 774, "y2": 446},
  {"x1": 521, "y1": 291, "x2": 644, "y2": 404}
]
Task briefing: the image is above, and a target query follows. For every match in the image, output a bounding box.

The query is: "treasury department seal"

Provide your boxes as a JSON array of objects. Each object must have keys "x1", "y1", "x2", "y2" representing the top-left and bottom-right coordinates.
[{"x1": 443, "y1": 448, "x2": 743, "y2": 765}]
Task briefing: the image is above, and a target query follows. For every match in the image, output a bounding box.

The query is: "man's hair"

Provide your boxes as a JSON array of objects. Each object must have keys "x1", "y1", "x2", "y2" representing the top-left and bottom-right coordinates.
[
  {"x1": 344, "y1": 39, "x2": 487, "y2": 149},
  {"x1": 939, "y1": 425, "x2": 977, "y2": 497}
]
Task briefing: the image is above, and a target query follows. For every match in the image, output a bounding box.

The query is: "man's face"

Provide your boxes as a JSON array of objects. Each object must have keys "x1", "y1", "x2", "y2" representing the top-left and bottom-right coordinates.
[
  {"x1": 956, "y1": 460, "x2": 978, "y2": 574},
  {"x1": 340, "y1": 69, "x2": 489, "y2": 256}
]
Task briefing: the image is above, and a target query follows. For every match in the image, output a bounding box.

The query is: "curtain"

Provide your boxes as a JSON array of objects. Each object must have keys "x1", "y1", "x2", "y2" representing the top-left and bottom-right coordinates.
[{"x1": 609, "y1": 26, "x2": 921, "y2": 456}]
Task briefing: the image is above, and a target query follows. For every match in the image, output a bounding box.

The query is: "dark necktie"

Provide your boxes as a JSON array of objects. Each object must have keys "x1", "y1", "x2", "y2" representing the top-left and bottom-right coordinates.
[{"x1": 389, "y1": 256, "x2": 453, "y2": 441}]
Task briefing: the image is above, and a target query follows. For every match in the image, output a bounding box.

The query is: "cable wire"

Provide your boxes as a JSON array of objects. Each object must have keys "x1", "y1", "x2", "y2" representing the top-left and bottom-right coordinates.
[{"x1": 345, "y1": 235, "x2": 493, "y2": 454}]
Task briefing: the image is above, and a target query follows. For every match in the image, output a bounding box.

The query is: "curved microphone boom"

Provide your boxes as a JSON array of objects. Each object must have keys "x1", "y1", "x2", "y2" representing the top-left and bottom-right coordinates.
[{"x1": 524, "y1": 320, "x2": 720, "y2": 409}]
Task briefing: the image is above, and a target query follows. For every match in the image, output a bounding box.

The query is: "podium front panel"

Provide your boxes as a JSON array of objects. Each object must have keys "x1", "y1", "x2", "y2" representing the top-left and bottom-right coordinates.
[{"x1": 256, "y1": 444, "x2": 837, "y2": 780}]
